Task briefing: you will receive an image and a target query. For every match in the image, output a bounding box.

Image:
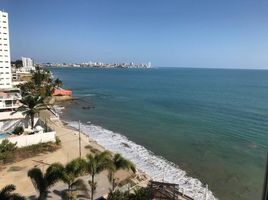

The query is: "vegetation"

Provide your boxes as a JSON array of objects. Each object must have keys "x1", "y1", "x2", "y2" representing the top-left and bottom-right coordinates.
[
  {"x1": 25, "y1": 151, "x2": 137, "y2": 200},
  {"x1": 107, "y1": 187, "x2": 149, "y2": 200},
  {"x1": 0, "y1": 139, "x2": 17, "y2": 162},
  {"x1": 18, "y1": 69, "x2": 63, "y2": 98},
  {"x1": 0, "y1": 142, "x2": 60, "y2": 165},
  {"x1": 11, "y1": 60, "x2": 23, "y2": 69},
  {"x1": 0, "y1": 184, "x2": 25, "y2": 200},
  {"x1": 107, "y1": 190, "x2": 129, "y2": 200},
  {"x1": 28, "y1": 165, "x2": 62, "y2": 200},
  {"x1": 55, "y1": 136, "x2": 61, "y2": 145},
  {"x1": 54, "y1": 78, "x2": 63, "y2": 88},
  {"x1": 14, "y1": 95, "x2": 47, "y2": 129},
  {"x1": 12, "y1": 126, "x2": 24, "y2": 135},
  {"x1": 85, "y1": 151, "x2": 112, "y2": 200},
  {"x1": 108, "y1": 153, "x2": 136, "y2": 191},
  {"x1": 48, "y1": 158, "x2": 88, "y2": 199}
]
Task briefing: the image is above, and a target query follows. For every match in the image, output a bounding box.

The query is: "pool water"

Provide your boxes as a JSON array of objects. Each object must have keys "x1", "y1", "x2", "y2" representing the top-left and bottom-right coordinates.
[{"x1": 0, "y1": 133, "x2": 9, "y2": 139}]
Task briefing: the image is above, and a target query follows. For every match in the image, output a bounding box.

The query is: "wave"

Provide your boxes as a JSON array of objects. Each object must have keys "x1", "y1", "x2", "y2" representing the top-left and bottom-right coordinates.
[{"x1": 67, "y1": 120, "x2": 217, "y2": 200}]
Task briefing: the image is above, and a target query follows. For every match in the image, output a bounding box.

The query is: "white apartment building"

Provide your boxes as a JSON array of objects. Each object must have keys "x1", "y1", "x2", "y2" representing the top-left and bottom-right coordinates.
[
  {"x1": 0, "y1": 11, "x2": 22, "y2": 121},
  {"x1": 0, "y1": 11, "x2": 12, "y2": 89},
  {"x1": 21, "y1": 57, "x2": 35, "y2": 71}
]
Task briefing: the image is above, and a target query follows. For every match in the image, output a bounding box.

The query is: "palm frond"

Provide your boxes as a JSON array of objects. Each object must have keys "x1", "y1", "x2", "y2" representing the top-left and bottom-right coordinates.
[
  {"x1": 9, "y1": 193, "x2": 26, "y2": 200},
  {"x1": 45, "y1": 162, "x2": 64, "y2": 186},
  {"x1": 28, "y1": 168, "x2": 47, "y2": 194},
  {"x1": 70, "y1": 179, "x2": 88, "y2": 193},
  {"x1": 0, "y1": 184, "x2": 16, "y2": 196}
]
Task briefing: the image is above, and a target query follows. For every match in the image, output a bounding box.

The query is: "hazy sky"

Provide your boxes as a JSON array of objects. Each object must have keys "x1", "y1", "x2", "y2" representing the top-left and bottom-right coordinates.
[{"x1": 2, "y1": 0, "x2": 268, "y2": 68}]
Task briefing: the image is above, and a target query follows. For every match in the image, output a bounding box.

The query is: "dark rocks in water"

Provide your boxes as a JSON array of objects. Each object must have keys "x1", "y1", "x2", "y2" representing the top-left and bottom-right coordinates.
[
  {"x1": 122, "y1": 142, "x2": 130, "y2": 148},
  {"x1": 82, "y1": 106, "x2": 95, "y2": 110}
]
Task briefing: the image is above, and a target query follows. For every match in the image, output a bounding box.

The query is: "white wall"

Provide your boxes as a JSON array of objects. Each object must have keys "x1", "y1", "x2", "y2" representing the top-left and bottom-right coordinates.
[{"x1": 0, "y1": 131, "x2": 56, "y2": 147}]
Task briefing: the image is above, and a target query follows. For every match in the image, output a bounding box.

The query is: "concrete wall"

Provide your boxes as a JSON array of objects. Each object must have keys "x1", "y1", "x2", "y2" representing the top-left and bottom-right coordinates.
[{"x1": 0, "y1": 131, "x2": 56, "y2": 147}]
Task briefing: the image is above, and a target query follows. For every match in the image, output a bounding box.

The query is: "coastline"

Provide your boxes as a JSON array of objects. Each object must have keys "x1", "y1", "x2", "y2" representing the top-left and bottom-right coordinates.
[
  {"x1": 57, "y1": 105, "x2": 217, "y2": 200},
  {"x1": 0, "y1": 109, "x2": 147, "y2": 198}
]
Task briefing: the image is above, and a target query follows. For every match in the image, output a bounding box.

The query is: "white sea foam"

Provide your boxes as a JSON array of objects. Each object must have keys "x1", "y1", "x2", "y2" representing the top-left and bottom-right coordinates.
[
  {"x1": 53, "y1": 105, "x2": 65, "y2": 114},
  {"x1": 67, "y1": 121, "x2": 217, "y2": 200}
]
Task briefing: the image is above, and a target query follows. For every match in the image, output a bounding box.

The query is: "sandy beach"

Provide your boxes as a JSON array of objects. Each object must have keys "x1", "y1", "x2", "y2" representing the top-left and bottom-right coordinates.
[{"x1": 0, "y1": 109, "x2": 149, "y2": 199}]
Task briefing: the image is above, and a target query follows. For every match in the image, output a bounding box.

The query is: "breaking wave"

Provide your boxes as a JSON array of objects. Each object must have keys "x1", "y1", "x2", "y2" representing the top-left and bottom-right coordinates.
[{"x1": 67, "y1": 121, "x2": 217, "y2": 200}]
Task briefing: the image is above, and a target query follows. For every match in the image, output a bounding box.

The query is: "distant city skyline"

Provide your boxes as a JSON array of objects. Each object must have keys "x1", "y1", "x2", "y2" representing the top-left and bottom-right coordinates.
[{"x1": 2, "y1": 0, "x2": 268, "y2": 69}]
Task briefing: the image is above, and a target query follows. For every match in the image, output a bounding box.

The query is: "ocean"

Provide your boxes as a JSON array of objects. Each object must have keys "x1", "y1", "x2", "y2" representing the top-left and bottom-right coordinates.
[{"x1": 50, "y1": 67, "x2": 268, "y2": 200}]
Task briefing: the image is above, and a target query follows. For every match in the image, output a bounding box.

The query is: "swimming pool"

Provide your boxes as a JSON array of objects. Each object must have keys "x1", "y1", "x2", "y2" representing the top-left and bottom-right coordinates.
[{"x1": 0, "y1": 133, "x2": 9, "y2": 139}]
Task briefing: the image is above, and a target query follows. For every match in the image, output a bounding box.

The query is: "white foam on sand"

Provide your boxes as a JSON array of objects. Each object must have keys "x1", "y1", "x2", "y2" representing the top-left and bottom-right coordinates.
[{"x1": 67, "y1": 121, "x2": 217, "y2": 200}]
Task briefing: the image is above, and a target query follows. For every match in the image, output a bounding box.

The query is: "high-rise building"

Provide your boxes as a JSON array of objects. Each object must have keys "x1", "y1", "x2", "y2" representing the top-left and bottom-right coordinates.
[
  {"x1": 0, "y1": 11, "x2": 22, "y2": 121},
  {"x1": 0, "y1": 11, "x2": 12, "y2": 89},
  {"x1": 21, "y1": 57, "x2": 35, "y2": 71}
]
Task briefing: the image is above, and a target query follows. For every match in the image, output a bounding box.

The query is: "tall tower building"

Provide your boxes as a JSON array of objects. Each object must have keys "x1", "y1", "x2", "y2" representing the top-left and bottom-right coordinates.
[{"x1": 0, "y1": 11, "x2": 12, "y2": 89}]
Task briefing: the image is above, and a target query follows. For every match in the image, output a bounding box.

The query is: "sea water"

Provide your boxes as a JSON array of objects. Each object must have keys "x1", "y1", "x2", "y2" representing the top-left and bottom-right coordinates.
[{"x1": 50, "y1": 67, "x2": 268, "y2": 200}]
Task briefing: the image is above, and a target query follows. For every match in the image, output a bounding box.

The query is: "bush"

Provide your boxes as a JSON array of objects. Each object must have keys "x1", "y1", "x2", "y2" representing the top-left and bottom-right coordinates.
[
  {"x1": 13, "y1": 126, "x2": 24, "y2": 135},
  {"x1": 0, "y1": 139, "x2": 17, "y2": 162},
  {"x1": 55, "y1": 136, "x2": 61, "y2": 145},
  {"x1": 107, "y1": 190, "x2": 129, "y2": 200}
]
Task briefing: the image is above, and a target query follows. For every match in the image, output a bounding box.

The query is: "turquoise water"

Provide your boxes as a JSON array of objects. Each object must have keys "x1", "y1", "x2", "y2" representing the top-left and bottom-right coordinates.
[
  {"x1": 51, "y1": 67, "x2": 268, "y2": 200},
  {"x1": 0, "y1": 133, "x2": 9, "y2": 139}
]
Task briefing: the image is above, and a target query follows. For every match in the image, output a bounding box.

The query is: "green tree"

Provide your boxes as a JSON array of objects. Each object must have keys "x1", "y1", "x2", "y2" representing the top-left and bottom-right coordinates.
[
  {"x1": 0, "y1": 139, "x2": 17, "y2": 162},
  {"x1": 19, "y1": 81, "x2": 36, "y2": 96},
  {"x1": 13, "y1": 95, "x2": 47, "y2": 129},
  {"x1": 107, "y1": 190, "x2": 129, "y2": 200},
  {"x1": 31, "y1": 70, "x2": 51, "y2": 87},
  {"x1": 0, "y1": 184, "x2": 25, "y2": 200},
  {"x1": 28, "y1": 165, "x2": 62, "y2": 200},
  {"x1": 49, "y1": 158, "x2": 88, "y2": 199},
  {"x1": 86, "y1": 151, "x2": 112, "y2": 200},
  {"x1": 54, "y1": 78, "x2": 63, "y2": 88},
  {"x1": 108, "y1": 154, "x2": 136, "y2": 191},
  {"x1": 107, "y1": 187, "x2": 149, "y2": 200},
  {"x1": 129, "y1": 187, "x2": 149, "y2": 200}
]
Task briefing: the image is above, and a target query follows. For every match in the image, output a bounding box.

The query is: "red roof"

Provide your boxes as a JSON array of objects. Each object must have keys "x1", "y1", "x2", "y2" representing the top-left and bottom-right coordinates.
[{"x1": 53, "y1": 89, "x2": 72, "y2": 96}]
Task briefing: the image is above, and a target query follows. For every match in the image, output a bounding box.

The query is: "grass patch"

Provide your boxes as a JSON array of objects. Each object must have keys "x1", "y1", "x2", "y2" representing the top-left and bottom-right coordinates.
[
  {"x1": 0, "y1": 142, "x2": 60, "y2": 166},
  {"x1": 84, "y1": 145, "x2": 100, "y2": 154}
]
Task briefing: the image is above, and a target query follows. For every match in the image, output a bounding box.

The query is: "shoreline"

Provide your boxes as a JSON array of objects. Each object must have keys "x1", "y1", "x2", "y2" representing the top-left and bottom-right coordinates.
[
  {"x1": 57, "y1": 104, "x2": 217, "y2": 200},
  {"x1": 0, "y1": 109, "x2": 147, "y2": 198}
]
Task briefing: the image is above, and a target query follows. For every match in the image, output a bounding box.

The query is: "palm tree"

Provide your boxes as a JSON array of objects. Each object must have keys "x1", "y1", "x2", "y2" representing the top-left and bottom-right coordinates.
[
  {"x1": 108, "y1": 153, "x2": 136, "y2": 191},
  {"x1": 49, "y1": 159, "x2": 88, "y2": 199},
  {"x1": 14, "y1": 95, "x2": 47, "y2": 129},
  {"x1": 0, "y1": 184, "x2": 25, "y2": 200},
  {"x1": 28, "y1": 165, "x2": 62, "y2": 200},
  {"x1": 86, "y1": 151, "x2": 112, "y2": 200},
  {"x1": 32, "y1": 70, "x2": 51, "y2": 87}
]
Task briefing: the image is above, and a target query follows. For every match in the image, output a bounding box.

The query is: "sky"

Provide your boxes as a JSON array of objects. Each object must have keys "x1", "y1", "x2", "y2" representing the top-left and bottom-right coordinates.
[{"x1": 1, "y1": 0, "x2": 268, "y2": 68}]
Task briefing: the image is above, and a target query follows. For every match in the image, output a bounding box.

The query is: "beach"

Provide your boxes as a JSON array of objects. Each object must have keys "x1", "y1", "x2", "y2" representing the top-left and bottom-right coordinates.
[{"x1": 0, "y1": 109, "x2": 146, "y2": 198}]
